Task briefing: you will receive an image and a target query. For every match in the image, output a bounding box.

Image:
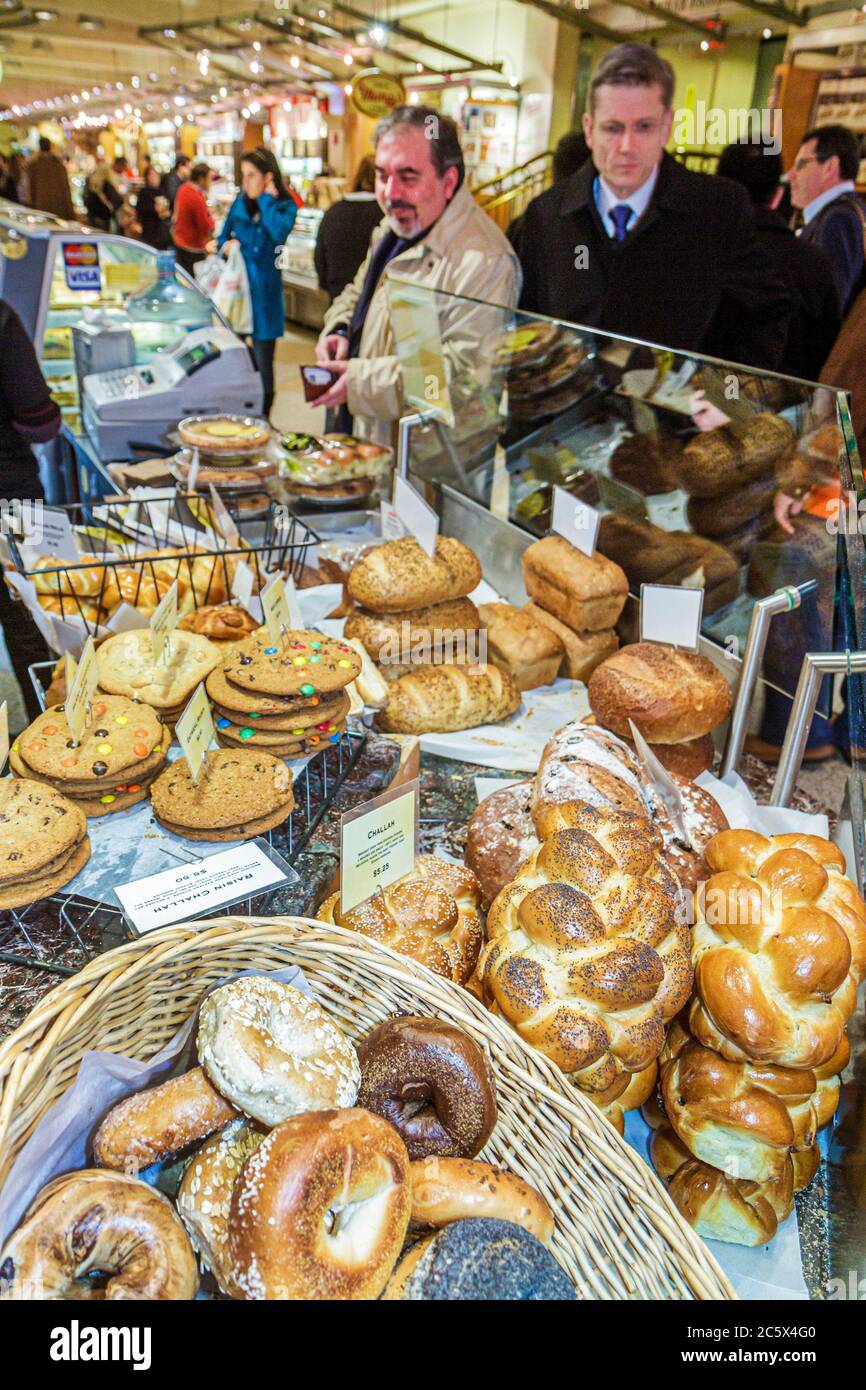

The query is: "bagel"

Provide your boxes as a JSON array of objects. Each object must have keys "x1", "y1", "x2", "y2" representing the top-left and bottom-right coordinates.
[
  {"x1": 197, "y1": 977, "x2": 361, "y2": 1126},
  {"x1": 228, "y1": 1108, "x2": 411, "y2": 1299},
  {"x1": 176, "y1": 1117, "x2": 266, "y2": 1296},
  {"x1": 0, "y1": 1170, "x2": 198, "y2": 1300},
  {"x1": 357, "y1": 1015, "x2": 497, "y2": 1160},
  {"x1": 92, "y1": 1065, "x2": 239, "y2": 1172},
  {"x1": 382, "y1": 1217, "x2": 576, "y2": 1301},
  {"x1": 409, "y1": 1158, "x2": 554, "y2": 1243}
]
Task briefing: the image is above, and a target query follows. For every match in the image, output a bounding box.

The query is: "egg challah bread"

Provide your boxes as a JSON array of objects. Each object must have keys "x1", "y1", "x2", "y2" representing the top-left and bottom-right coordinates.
[
  {"x1": 481, "y1": 804, "x2": 692, "y2": 1099},
  {"x1": 689, "y1": 830, "x2": 866, "y2": 1070},
  {"x1": 659, "y1": 1018, "x2": 846, "y2": 1185},
  {"x1": 318, "y1": 855, "x2": 484, "y2": 986}
]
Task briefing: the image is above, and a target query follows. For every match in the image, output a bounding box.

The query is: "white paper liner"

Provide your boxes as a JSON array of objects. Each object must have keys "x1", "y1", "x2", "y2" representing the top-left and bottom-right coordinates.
[{"x1": 0, "y1": 964, "x2": 313, "y2": 1248}]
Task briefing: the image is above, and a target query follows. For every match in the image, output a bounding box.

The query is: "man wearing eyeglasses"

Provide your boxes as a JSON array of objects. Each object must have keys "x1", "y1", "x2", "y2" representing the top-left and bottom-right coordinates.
[
  {"x1": 511, "y1": 42, "x2": 792, "y2": 370},
  {"x1": 789, "y1": 125, "x2": 865, "y2": 318}
]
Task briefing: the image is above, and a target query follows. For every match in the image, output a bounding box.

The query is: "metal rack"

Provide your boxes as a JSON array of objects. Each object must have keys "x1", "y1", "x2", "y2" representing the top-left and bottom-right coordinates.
[
  {"x1": 0, "y1": 723, "x2": 366, "y2": 979},
  {"x1": 6, "y1": 491, "x2": 319, "y2": 637}
]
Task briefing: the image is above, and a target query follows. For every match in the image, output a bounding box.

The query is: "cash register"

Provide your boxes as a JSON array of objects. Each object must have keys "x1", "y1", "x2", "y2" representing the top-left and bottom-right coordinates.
[{"x1": 82, "y1": 325, "x2": 264, "y2": 460}]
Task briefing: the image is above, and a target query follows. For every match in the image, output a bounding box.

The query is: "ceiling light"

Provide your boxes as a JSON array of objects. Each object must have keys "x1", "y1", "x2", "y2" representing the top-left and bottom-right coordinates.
[
  {"x1": 71, "y1": 93, "x2": 78, "y2": 103},
  {"x1": 409, "y1": 91, "x2": 419, "y2": 105},
  {"x1": 700, "y1": 39, "x2": 709, "y2": 50},
  {"x1": 77, "y1": 14, "x2": 104, "y2": 30},
  {"x1": 343, "y1": 53, "x2": 353, "y2": 65},
  {"x1": 114, "y1": 107, "x2": 123, "y2": 119},
  {"x1": 344, "y1": 83, "x2": 351, "y2": 95},
  {"x1": 81, "y1": 89, "x2": 90, "y2": 99},
  {"x1": 131, "y1": 75, "x2": 140, "y2": 88},
  {"x1": 149, "y1": 72, "x2": 158, "y2": 82},
  {"x1": 290, "y1": 55, "x2": 299, "y2": 68},
  {"x1": 508, "y1": 75, "x2": 518, "y2": 87},
  {"x1": 174, "y1": 114, "x2": 182, "y2": 126},
  {"x1": 762, "y1": 26, "x2": 772, "y2": 37},
  {"x1": 163, "y1": 28, "x2": 175, "y2": 38},
  {"x1": 250, "y1": 101, "x2": 261, "y2": 113},
  {"x1": 318, "y1": 8, "x2": 326, "y2": 17},
  {"x1": 370, "y1": 24, "x2": 386, "y2": 43},
  {"x1": 250, "y1": 60, "x2": 261, "y2": 73},
  {"x1": 253, "y1": 40, "x2": 261, "y2": 51},
  {"x1": 124, "y1": 103, "x2": 132, "y2": 114},
  {"x1": 174, "y1": 95, "x2": 185, "y2": 106}
]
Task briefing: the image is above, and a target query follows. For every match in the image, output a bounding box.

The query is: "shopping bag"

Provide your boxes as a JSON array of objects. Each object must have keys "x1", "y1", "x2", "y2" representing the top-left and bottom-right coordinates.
[
  {"x1": 211, "y1": 242, "x2": 253, "y2": 335},
  {"x1": 193, "y1": 253, "x2": 224, "y2": 299}
]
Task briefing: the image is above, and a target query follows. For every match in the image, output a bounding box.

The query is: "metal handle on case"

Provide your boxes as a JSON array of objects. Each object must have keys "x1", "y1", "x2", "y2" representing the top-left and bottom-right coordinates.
[
  {"x1": 771, "y1": 648, "x2": 866, "y2": 806},
  {"x1": 720, "y1": 581, "x2": 817, "y2": 779},
  {"x1": 396, "y1": 410, "x2": 434, "y2": 480}
]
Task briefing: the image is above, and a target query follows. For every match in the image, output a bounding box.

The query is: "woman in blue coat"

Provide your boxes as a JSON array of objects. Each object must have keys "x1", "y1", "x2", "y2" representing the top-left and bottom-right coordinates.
[{"x1": 218, "y1": 147, "x2": 297, "y2": 417}]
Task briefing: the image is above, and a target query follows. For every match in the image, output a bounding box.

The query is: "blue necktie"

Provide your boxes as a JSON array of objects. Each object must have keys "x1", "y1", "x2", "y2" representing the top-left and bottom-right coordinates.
[{"x1": 610, "y1": 204, "x2": 633, "y2": 242}]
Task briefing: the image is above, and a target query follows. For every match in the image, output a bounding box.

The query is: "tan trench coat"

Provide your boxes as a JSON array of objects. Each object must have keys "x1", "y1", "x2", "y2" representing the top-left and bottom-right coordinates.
[{"x1": 322, "y1": 183, "x2": 521, "y2": 431}]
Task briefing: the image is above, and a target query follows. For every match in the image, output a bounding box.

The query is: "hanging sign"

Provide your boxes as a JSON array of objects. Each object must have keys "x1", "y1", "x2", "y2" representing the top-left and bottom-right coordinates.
[{"x1": 350, "y1": 69, "x2": 406, "y2": 118}]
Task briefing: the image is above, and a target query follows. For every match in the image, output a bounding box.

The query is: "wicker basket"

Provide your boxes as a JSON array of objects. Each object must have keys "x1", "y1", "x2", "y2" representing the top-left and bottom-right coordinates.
[{"x1": 0, "y1": 917, "x2": 735, "y2": 1301}]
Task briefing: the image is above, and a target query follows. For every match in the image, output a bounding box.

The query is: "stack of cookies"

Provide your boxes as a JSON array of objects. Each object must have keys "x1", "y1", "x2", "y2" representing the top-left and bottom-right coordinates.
[
  {"x1": 207, "y1": 630, "x2": 362, "y2": 757},
  {"x1": 10, "y1": 698, "x2": 170, "y2": 816},
  {"x1": 150, "y1": 748, "x2": 295, "y2": 842},
  {"x1": 95, "y1": 629, "x2": 223, "y2": 728},
  {"x1": 0, "y1": 780, "x2": 90, "y2": 908}
]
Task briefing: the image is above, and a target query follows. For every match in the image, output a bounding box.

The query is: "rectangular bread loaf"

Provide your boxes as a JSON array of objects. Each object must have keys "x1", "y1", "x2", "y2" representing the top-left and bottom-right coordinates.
[
  {"x1": 522, "y1": 604, "x2": 618, "y2": 681},
  {"x1": 521, "y1": 536, "x2": 628, "y2": 632},
  {"x1": 478, "y1": 602, "x2": 564, "y2": 691}
]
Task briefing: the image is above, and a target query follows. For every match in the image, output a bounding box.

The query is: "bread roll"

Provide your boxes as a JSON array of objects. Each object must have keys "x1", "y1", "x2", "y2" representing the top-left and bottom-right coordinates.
[
  {"x1": 587, "y1": 642, "x2": 733, "y2": 743},
  {"x1": 522, "y1": 605, "x2": 617, "y2": 681},
  {"x1": 478, "y1": 602, "x2": 563, "y2": 691},
  {"x1": 344, "y1": 597, "x2": 481, "y2": 662},
  {"x1": 347, "y1": 536, "x2": 481, "y2": 613},
  {"x1": 521, "y1": 536, "x2": 628, "y2": 633},
  {"x1": 377, "y1": 663, "x2": 520, "y2": 734}
]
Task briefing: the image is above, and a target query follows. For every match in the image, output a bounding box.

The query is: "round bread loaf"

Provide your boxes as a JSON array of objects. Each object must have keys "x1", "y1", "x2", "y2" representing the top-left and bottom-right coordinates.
[
  {"x1": 382, "y1": 1217, "x2": 576, "y2": 1300},
  {"x1": 464, "y1": 780, "x2": 538, "y2": 908},
  {"x1": 587, "y1": 642, "x2": 733, "y2": 743}
]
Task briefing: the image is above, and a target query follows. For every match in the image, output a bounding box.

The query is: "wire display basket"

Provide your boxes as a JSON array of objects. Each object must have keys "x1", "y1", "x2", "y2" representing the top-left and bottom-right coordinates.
[
  {"x1": 0, "y1": 722, "x2": 366, "y2": 980},
  {"x1": 5, "y1": 491, "x2": 319, "y2": 639}
]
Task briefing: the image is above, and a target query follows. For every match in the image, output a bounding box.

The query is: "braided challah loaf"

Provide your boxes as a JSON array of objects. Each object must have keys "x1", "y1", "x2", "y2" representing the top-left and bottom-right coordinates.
[
  {"x1": 317, "y1": 855, "x2": 483, "y2": 986},
  {"x1": 481, "y1": 805, "x2": 691, "y2": 1099},
  {"x1": 659, "y1": 1018, "x2": 846, "y2": 1184},
  {"x1": 690, "y1": 830, "x2": 866, "y2": 1069}
]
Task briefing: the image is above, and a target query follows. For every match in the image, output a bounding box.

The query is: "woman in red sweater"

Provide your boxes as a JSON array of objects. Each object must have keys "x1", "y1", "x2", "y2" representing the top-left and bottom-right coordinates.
[{"x1": 172, "y1": 163, "x2": 216, "y2": 276}]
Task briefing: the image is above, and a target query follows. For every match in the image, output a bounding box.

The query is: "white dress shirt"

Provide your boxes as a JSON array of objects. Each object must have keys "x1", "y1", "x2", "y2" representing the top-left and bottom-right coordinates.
[
  {"x1": 802, "y1": 180, "x2": 856, "y2": 225},
  {"x1": 594, "y1": 163, "x2": 660, "y2": 239}
]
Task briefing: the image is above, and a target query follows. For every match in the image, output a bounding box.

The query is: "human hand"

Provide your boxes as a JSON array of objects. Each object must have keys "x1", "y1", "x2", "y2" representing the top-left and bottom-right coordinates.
[
  {"x1": 263, "y1": 172, "x2": 278, "y2": 197},
  {"x1": 774, "y1": 491, "x2": 803, "y2": 536},
  {"x1": 689, "y1": 389, "x2": 731, "y2": 432},
  {"x1": 313, "y1": 359, "x2": 349, "y2": 409},
  {"x1": 220, "y1": 238, "x2": 238, "y2": 258},
  {"x1": 317, "y1": 332, "x2": 349, "y2": 364}
]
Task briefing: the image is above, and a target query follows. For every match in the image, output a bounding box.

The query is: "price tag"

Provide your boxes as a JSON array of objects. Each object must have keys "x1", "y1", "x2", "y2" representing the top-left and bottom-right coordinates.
[
  {"x1": 489, "y1": 444, "x2": 510, "y2": 519},
  {"x1": 285, "y1": 573, "x2": 303, "y2": 629},
  {"x1": 497, "y1": 384, "x2": 509, "y2": 419},
  {"x1": 114, "y1": 840, "x2": 291, "y2": 935},
  {"x1": 261, "y1": 575, "x2": 291, "y2": 645},
  {"x1": 0, "y1": 701, "x2": 8, "y2": 775},
  {"x1": 380, "y1": 501, "x2": 407, "y2": 541},
  {"x1": 187, "y1": 448, "x2": 201, "y2": 493},
  {"x1": 231, "y1": 558, "x2": 255, "y2": 608},
  {"x1": 340, "y1": 778, "x2": 419, "y2": 913},
  {"x1": 150, "y1": 579, "x2": 178, "y2": 666},
  {"x1": 176, "y1": 682, "x2": 216, "y2": 784},
  {"x1": 640, "y1": 583, "x2": 704, "y2": 653},
  {"x1": 551, "y1": 485, "x2": 600, "y2": 557},
  {"x1": 392, "y1": 475, "x2": 439, "y2": 557},
  {"x1": 65, "y1": 636, "x2": 99, "y2": 746},
  {"x1": 23, "y1": 506, "x2": 79, "y2": 563},
  {"x1": 208, "y1": 484, "x2": 240, "y2": 549}
]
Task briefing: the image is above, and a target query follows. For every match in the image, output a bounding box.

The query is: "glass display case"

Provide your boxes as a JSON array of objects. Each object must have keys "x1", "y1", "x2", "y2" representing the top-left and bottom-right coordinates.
[
  {"x1": 0, "y1": 198, "x2": 222, "y2": 435},
  {"x1": 281, "y1": 206, "x2": 327, "y2": 330},
  {"x1": 387, "y1": 280, "x2": 866, "y2": 803}
]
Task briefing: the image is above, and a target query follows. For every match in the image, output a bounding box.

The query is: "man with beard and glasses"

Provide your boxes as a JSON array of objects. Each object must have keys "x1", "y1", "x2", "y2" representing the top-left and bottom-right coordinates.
[{"x1": 313, "y1": 105, "x2": 520, "y2": 436}]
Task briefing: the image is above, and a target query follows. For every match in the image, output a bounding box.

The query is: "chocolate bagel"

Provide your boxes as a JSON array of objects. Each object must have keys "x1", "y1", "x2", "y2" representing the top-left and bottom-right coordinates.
[{"x1": 357, "y1": 1015, "x2": 498, "y2": 1160}]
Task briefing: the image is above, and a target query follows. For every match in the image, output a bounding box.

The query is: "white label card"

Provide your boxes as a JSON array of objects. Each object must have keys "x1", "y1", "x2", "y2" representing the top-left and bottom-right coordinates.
[
  {"x1": 551, "y1": 486, "x2": 600, "y2": 557},
  {"x1": 340, "y1": 779, "x2": 419, "y2": 914},
  {"x1": 208, "y1": 484, "x2": 240, "y2": 549},
  {"x1": 380, "y1": 501, "x2": 407, "y2": 541},
  {"x1": 285, "y1": 573, "x2": 303, "y2": 629},
  {"x1": 187, "y1": 448, "x2": 201, "y2": 492},
  {"x1": 25, "y1": 507, "x2": 80, "y2": 563},
  {"x1": 392, "y1": 475, "x2": 439, "y2": 557},
  {"x1": 114, "y1": 841, "x2": 289, "y2": 935},
  {"x1": 231, "y1": 558, "x2": 255, "y2": 608},
  {"x1": 489, "y1": 444, "x2": 510, "y2": 519},
  {"x1": 640, "y1": 583, "x2": 704, "y2": 653}
]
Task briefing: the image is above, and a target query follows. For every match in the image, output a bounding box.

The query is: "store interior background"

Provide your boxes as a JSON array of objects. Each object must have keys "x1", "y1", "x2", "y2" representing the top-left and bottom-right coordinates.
[{"x1": 1, "y1": 0, "x2": 865, "y2": 804}]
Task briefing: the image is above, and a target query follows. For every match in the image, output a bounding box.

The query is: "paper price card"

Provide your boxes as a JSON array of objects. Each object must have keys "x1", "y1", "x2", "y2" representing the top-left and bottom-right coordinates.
[
  {"x1": 176, "y1": 682, "x2": 216, "y2": 784},
  {"x1": 208, "y1": 484, "x2": 240, "y2": 549},
  {"x1": 115, "y1": 839, "x2": 292, "y2": 936},
  {"x1": 65, "y1": 636, "x2": 99, "y2": 746},
  {"x1": 392, "y1": 475, "x2": 439, "y2": 557},
  {"x1": 24, "y1": 506, "x2": 79, "y2": 563},
  {"x1": 65, "y1": 651, "x2": 78, "y2": 696},
  {"x1": 231, "y1": 558, "x2": 255, "y2": 607},
  {"x1": 187, "y1": 448, "x2": 201, "y2": 493},
  {"x1": 261, "y1": 575, "x2": 291, "y2": 645},
  {"x1": 640, "y1": 583, "x2": 704, "y2": 653},
  {"x1": 380, "y1": 501, "x2": 407, "y2": 541},
  {"x1": 551, "y1": 486, "x2": 601, "y2": 557},
  {"x1": 150, "y1": 579, "x2": 178, "y2": 666},
  {"x1": 0, "y1": 701, "x2": 8, "y2": 776},
  {"x1": 340, "y1": 778, "x2": 419, "y2": 913}
]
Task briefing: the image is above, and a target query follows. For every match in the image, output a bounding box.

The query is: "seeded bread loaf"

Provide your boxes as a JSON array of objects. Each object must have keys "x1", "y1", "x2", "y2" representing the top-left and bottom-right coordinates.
[
  {"x1": 377, "y1": 663, "x2": 520, "y2": 734},
  {"x1": 347, "y1": 536, "x2": 481, "y2": 613}
]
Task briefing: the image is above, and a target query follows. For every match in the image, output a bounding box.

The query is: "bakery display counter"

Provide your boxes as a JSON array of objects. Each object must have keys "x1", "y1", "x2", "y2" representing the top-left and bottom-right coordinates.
[{"x1": 390, "y1": 283, "x2": 866, "y2": 719}]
